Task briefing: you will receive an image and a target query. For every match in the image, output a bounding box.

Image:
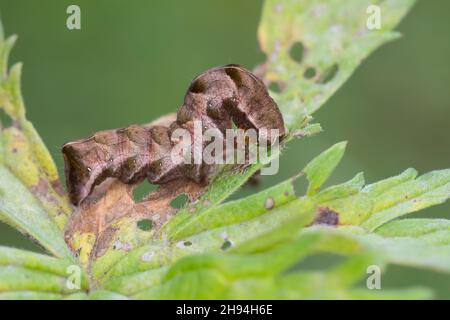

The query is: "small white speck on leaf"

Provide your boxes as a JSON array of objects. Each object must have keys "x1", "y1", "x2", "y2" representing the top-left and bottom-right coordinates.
[
  {"x1": 274, "y1": 4, "x2": 283, "y2": 13},
  {"x1": 113, "y1": 241, "x2": 122, "y2": 250},
  {"x1": 176, "y1": 241, "x2": 185, "y2": 248},
  {"x1": 141, "y1": 251, "x2": 155, "y2": 262},
  {"x1": 265, "y1": 197, "x2": 275, "y2": 210},
  {"x1": 189, "y1": 207, "x2": 197, "y2": 213}
]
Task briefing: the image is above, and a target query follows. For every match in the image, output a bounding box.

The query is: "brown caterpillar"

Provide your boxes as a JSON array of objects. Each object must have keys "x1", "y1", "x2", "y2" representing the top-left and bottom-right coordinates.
[{"x1": 62, "y1": 65, "x2": 285, "y2": 205}]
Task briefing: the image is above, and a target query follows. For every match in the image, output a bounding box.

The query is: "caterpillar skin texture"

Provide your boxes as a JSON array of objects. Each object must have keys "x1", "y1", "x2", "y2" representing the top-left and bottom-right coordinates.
[{"x1": 62, "y1": 65, "x2": 285, "y2": 205}]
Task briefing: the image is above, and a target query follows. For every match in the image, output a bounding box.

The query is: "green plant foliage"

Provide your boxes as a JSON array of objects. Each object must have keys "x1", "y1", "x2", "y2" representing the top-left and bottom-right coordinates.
[
  {"x1": 96, "y1": 144, "x2": 449, "y2": 294},
  {"x1": 1, "y1": 0, "x2": 449, "y2": 300},
  {"x1": 0, "y1": 247, "x2": 88, "y2": 299},
  {"x1": 0, "y1": 29, "x2": 72, "y2": 259}
]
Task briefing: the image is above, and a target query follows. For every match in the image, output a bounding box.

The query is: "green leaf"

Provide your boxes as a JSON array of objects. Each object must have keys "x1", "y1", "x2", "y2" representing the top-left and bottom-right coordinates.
[
  {"x1": 0, "y1": 247, "x2": 88, "y2": 296},
  {"x1": 0, "y1": 246, "x2": 79, "y2": 278},
  {"x1": 0, "y1": 167, "x2": 74, "y2": 259},
  {"x1": 311, "y1": 168, "x2": 450, "y2": 227},
  {"x1": 0, "y1": 34, "x2": 16, "y2": 82},
  {"x1": 62, "y1": 292, "x2": 89, "y2": 300},
  {"x1": 361, "y1": 169, "x2": 450, "y2": 231},
  {"x1": 102, "y1": 267, "x2": 168, "y2": 296},
  {"x1": 362, "y1": 168, "x2": 418, "y2": 197},
  {"x1": 0, "y1": 266, "x2": 73, "y2": 293},
  {"x1": 88, "y1": 290, "x2": 130, "y2": 300},
  {"x1": 347, "y1": 288, "x2": 433, "y2": 300},
  {"x1": 230, "y1": 209, "x2": 315, "y2": 254},
  {"x1": 306, "y1": 223, "x2": 450, "y2": 274},
  {"x1": 259, "y1": 0, "x2": 416, "y2": 130},
  {"x1": 97, "y1": 145, "x2": 450, "y2": 293},
  {"x1": 303, "y1": 141, "x2": 347, "y2": 195},
  {"x1": 164, "y1": 234, "x2": 323, "y2": 281},
  {"x1": 313, "y1": 172, "x2": 365, "y2": 203},
  {"x1": 165, "y1": 171, "x2": 298, "y2": 241},
  {"x1": 0, "y1": 291, "x2": 64, "y2": 300},
  {"x1": 95, "y1": 197, "x2": 316, "y2": 282},
  {"x1": 130, "y1": 230, "x2": 427, "y2": 299},
  {"x1": 375, "y1": 218, "x2": 450, "y2": 238},
  {"x1": 356, "y1": 232, "x2": 450, "y2": 273},
  {"x1": 156, "y1": 141, "x2": 345, "y2": 243},
  {"x1": 133, "y1": 269, "x2": 228, "y2": 300}
]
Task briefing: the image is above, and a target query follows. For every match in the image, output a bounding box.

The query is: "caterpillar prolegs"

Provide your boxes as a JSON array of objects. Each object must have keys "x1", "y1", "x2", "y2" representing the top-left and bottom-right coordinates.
[{"x1": 62, "y1": 65, "x2": 285, "y2": 205}]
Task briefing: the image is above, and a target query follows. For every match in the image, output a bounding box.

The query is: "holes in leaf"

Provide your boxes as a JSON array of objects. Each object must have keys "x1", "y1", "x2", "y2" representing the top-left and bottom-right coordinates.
[
  {"x1": 133, "y1": 180, "x2": 158, "y2": 202},
  {"x1": 170, "y1": 193, "x2": 189, "y2": 209},
  {"x1": 183, "y1": 240, "x2": 192, "y2": 246},
  {"x1": 318, "y1": 64, "x2": 339, "y2": 84},
  {"x1": 289, "y1": 41, "x2": 304, "y2": 64},
  {"x1": 293, "y1": 174, "x2": 308, "y2": 197},
  {"x1": 137, "y1": 219, "x2": 153, "y2": 231},
  {"x1": 268, "y1": 81, "x2": 283, "y2": 94},
  {"x1": 245, "y1": 170, "x2": 261, "y2": 187},
  {"x1": 221, "y1": 239, "x2": 232, "y2": 251},
  {"x1": 111, "y1": 241, "x2": 121, "y2": 250},
  {"x1": 0, "y1": 109, "x2": 13, "y2": 128},
  {"x1": 303, "y1": 67, "x2": 316, "y2": 79}
]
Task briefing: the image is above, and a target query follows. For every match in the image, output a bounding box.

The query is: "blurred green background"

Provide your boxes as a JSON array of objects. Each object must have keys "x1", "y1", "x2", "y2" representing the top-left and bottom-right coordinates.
[{"x1": 0, "y1": 0, "x2": 448, "y2": 297}]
